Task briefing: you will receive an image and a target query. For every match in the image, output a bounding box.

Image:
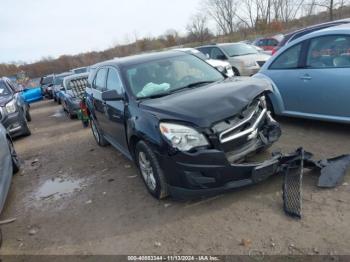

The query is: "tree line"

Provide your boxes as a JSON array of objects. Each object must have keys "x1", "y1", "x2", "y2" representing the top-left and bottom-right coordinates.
[{"x1": 0, "y1": 0, "x2": 349, "y2": 80}]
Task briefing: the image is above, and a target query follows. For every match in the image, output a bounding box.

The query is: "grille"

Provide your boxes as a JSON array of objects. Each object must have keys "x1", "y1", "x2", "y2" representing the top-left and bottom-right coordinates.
[
  {"x1": 218, "y1": 100, "x2": 265, "y2": 144},
  {"x1": 282, "y1": 158, "x2": 303, "y2": 218},
  {"x1": 257, "y1": 61, "x2": 266, "y2": 67}
]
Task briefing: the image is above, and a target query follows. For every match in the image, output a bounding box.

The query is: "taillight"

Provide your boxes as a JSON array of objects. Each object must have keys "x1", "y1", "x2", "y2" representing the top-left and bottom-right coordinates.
[{"x1": 272, "y1": 48, "x2": 278, "y2": 55}]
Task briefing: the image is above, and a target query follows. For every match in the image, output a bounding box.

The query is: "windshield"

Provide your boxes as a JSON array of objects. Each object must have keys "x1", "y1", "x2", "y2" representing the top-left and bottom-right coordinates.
[
  {"x1": 42, "y1": 76, "x2": 53, "y2": 85},
  {"x1": 74, "y1": 68, "x2": 87, "y2": 74},
  {"x1": 221, "y1": 43, "x2": 258, "y2": 57},
  {"x1": 124, "y1": 54, "x2": 224, "y2": 99},
  {"x1": 0, "y1": 82, "x2": 11, "y2": 97}
]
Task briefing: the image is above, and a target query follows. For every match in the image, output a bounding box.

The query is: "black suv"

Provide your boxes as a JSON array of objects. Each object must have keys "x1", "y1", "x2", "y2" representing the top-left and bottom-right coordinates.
[
  {"x1": 0, "y1": 77, "x2": 31, "y2": 138},
  {"x1": 86, "y1": 51, "x2": 281, "y2": 199}
]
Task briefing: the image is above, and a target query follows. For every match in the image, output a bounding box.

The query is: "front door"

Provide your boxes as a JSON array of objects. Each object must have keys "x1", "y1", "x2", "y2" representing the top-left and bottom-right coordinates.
[{"x1": 99, "y1": 67, "x2": 128, "y2": 151}]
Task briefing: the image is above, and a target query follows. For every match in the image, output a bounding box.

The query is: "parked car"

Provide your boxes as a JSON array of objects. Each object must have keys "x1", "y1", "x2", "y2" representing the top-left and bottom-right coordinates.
[
  {"x1": 255, "y1": 24, "x2": 350, "y2": 124},
  {"x1": 273, "y1": 18, "x2": 350, "y2": 54},
  {"x1": 253, "y1": 37, "x2": 280, "y2": 52},
  {"x1": 175, "y1": 48, "x2": 234, "y2": 77},
  {"x1": 85, "y1": 51, "x2": 281, "y2": 199},
  {"x1": 0, "y1": 77, "x2": 31, "y2": 137},
  {"x1": 196, "y1": 43, "x2": 271, "y2": 76},
  {"x1": 40, "y1": 74, "x2": 54, "y2": 98},
  {"x1": 60, "y1": 73, "x2": 89, "y2": 119},
  {"x1": 21, "y1": 86, "x2": 43, "y2": 104},
  {"x1": 0, "y1": 123, "x2": 20, "y2": 213},
  {"x1": 52, "y1": 72, "x2": 73, "y2": 103}
]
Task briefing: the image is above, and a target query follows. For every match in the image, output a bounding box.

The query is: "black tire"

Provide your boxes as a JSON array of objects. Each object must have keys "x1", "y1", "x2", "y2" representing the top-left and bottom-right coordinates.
[
  {"x1": 266, "y1": 97, "x2": 275, "y2": 117},
  {"x1": 136, "y1": 141, "x2": 169, "y2": 200},
  {"x1": 22, "y1": 118, "x2": 31, "y2": 137},
  {"x1": 233, "y1": 67, "x2": 240, "y2": 76},
  {"x1": 7, "y1": 138, "x2": 20, "y2": 174},
  {"x1": 69, "y1": 110, "x2": 75, "y2": 119},
  {"x1": 90, "y1": 118, "x2": 109, "y2": 146},
  {"x1": 58, "y1": 98, "x2": 61, "y2": 105},
  {"x1": 26, "y1": 109, "x2": 32, "y2": 122}
]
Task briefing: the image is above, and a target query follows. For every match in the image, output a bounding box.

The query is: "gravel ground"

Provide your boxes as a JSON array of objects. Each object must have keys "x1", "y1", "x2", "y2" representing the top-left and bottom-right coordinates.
[{"x1": 0, "y1": 100, "x2": 349, "y2": 255}]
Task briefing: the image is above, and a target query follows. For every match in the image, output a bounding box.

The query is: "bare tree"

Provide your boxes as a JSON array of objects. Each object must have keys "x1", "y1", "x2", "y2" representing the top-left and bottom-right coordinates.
[
  {"x1": 205, "y1": 0, "x2": 238, "y2": 35},
  {"x1": 186, "y1": 13, "x2": 212, "y2": 43},
  {"x1": 313, "y1": 0, "x2": 349, "y2": 20}
]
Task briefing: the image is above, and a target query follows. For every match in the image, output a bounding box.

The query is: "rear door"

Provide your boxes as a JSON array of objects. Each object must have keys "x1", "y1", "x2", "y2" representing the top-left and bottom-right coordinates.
[
  {"x1": 90, "y1": 68, "x2": 108, "y2": 127},
  {"x1": 99, "y1": 67, "x2": 128, "y2": 151}
]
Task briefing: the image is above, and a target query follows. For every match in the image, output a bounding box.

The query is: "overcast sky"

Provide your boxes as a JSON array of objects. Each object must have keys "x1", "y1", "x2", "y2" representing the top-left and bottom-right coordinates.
[{"x1": 0, "y1": 0, "x2": 200, "y2": 63}]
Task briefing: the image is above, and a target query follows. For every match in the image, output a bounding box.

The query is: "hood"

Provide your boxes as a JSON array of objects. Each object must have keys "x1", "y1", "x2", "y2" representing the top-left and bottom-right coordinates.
[
  {"x1": 139, "y1": 77, "x2": 272, "y2": 128},
  {"x1": 0, "y1": 95, "x2": 13, "y2": 107}
]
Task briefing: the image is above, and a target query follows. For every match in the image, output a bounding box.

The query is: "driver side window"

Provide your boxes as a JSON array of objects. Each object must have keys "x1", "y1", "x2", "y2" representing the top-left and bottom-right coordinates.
[{"x1": 211, "y1": 48, "x2": 226, "y2": 60}]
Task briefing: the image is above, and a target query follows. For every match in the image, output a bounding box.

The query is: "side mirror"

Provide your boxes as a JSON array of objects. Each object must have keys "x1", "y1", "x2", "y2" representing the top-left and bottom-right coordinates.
[{"x1": 102, "y1": 89, "x2": 123, "y2": 101}]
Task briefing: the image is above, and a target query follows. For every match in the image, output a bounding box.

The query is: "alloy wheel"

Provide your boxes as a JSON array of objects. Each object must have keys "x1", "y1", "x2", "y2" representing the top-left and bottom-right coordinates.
[{"x1": 138, "y1": 151, "x2": 157, "y2": 191}]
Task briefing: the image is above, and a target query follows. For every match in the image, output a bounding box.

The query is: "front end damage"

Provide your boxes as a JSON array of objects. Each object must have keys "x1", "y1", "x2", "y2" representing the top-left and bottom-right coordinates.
[{"x1": 167, "y1": 94, "x2": 350, "y2": 219}]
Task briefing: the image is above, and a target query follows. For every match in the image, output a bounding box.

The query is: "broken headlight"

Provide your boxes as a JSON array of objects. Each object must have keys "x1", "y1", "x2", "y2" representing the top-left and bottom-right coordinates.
[
  {"x1": 159, "y1": 122, "x2": 209, "y2": 152},
  {"x1": 5, "y1": 99, "x2": 17, "y2": 114}
]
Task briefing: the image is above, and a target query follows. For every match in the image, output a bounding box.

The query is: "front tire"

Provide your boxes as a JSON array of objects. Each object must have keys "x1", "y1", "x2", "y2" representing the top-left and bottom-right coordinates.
[
  {"x1": 136, "y1": 141, "x2": 168, "y2": 200},
  {"x1": 26, "y1": 109, "x2": 32, "y2": 122}
]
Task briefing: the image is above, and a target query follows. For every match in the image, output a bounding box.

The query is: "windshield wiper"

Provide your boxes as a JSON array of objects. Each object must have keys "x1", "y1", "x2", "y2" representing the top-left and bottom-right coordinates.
[{"x1": 182, "y1": 80, "x2": 216, "y2": 89}]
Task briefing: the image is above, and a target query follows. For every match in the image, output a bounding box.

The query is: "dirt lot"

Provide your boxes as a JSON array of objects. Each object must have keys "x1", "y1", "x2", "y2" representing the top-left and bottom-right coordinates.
[{"x1": 0, "y1": 100, "x2": 349, "y2": 255}]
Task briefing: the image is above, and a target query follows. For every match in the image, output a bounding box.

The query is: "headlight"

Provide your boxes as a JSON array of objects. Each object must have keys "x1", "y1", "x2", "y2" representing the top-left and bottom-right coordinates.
[
  {"x1": 159, "y1": 123, "x2": 209, "y2": 151},
  {"x1": 5, "y1": 99, "x2": 17, "y2": 114},
  {"x1": 244, "y1": 60, "x2": 257, "y2": 67},
  {"x1": 216, "y1": 66, "x2": 225, "y2": 73}
]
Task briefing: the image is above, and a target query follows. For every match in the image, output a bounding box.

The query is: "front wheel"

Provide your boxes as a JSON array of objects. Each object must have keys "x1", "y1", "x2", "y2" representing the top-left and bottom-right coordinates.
[
  {"x1": 136, "y1": 141, "x2": 169, "y2": 200},
  {"x1": 26, "y1": 109, "x2": 32, "y2": 122},
  {"x1": 7, "y1": 138, "x2": 20, "y2": 174}
]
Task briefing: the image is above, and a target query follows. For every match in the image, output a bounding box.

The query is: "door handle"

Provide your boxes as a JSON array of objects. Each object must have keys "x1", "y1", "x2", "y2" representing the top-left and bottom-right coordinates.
[{"x1": 300, "y1": 74, "x2": 312, "y2": 81}]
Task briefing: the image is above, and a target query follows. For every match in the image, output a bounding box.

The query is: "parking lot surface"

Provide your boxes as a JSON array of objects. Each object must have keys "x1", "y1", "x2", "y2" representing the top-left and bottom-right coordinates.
[{"x1": 1, "y1": 100, "x2": 350, "y2": 255}]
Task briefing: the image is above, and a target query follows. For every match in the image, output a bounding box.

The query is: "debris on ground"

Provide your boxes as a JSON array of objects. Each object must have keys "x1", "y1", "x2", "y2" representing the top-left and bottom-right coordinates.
[
  {"x1": 28, "y1": 227, "x2": 39, "y2": 236},
  {"x1": 164, "y1": 203, "x2": 171, "y2": 208},
  {"x1": 154, "y1": 241, "x2": 162, "y2": 247},
  {"x1": 0, "y1": 218, "x2": 16, "y2": 225},
  {"x1": 127, "y1": 175, "x2": 137, "y2": 179},
  {"x1": 108, "y1": 179, "x2": 115, "y2": 183},
  {"x1": 85, "y1": 200, "x2": 92, "y2": 205},
  {"x1": 124, "y1": 164, "x2": 132, "y2": 169},
  {"x1": 240, "y1": 239, "x2": 252, "y2": 247}
]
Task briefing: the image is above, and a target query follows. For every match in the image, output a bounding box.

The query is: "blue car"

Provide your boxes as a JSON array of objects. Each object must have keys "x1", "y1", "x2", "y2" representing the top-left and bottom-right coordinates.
[
  {"x1": 21, "y1": 86, "x2": 43, "y2": 104},
  {"x1": 254, "y1": 24, "x2": 350, "y2": 124}
]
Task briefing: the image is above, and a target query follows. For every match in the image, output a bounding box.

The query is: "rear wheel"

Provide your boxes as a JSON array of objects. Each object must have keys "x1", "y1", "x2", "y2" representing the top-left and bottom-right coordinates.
[
  {"x1": 90, "y1": 118, "x2": 109, "y2": 146},
  {"x1": 7, "y1": 138, "x2": 20, "y2": 174},
  {"x1": 136, "y1": 141, "x2": 168, "y2": 199}
]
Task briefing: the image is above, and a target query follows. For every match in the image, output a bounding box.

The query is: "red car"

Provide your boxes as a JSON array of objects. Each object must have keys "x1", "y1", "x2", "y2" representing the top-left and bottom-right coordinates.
[{"x1": 254, "y1": 37, "x2": 280, "y2": 53}]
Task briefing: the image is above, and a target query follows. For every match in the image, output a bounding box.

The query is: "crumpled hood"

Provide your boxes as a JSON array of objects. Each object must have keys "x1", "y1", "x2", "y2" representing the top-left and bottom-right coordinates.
[
  {"x1": 0, "y1": 95, "x2": 12, "y2": 107},
  {"x1": 231, "y1": 53, "x2": 270, "y2": 63},
  {"x1": 139, "y1": 77, "x2": 272, "y2": 128}
]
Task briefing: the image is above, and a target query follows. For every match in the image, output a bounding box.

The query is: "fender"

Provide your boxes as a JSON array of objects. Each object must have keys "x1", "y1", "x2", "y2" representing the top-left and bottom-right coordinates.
[{"x1": 253, "y1": 73, "x2": 286, "y2": 115}]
